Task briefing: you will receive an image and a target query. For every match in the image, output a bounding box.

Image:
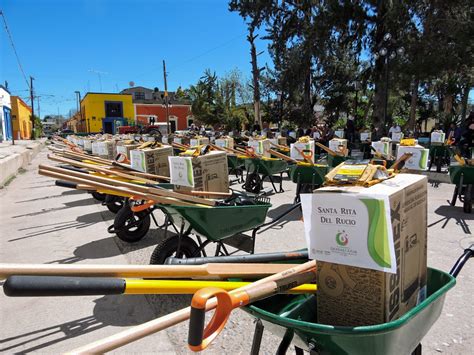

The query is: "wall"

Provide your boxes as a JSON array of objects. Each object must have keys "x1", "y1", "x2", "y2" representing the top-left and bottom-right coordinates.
[
  {"x1": 0, "y1": 87, "x2": 12, "y2": 140},
  {"x1": 134, "y1": 104, "x2": 192, "y2": 131},
  {"x1": 10, "y1": 96, "x2": 32, "y2": 140},
  {"x1": 81, "y1": 93, "x2": 134, "y2": 133}
]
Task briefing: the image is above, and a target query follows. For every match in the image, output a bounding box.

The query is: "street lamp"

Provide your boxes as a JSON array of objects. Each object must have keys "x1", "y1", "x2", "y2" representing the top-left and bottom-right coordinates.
[{"x1": 374, "y1": 33, "x2": 405, "y2": 126}]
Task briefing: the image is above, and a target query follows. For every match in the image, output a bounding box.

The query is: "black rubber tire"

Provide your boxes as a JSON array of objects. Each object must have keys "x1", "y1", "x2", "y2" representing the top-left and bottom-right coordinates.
[
  {"x1": 91, "y1": 191, "x2": 106, "y2": 201},
  {"x1": 113, "y1": 204, "x2": 151, "y2": 243},
  {"x1": 243, "y1": 172, "x2": 262, "y2": 194},
  {"x1": 149, "y1": 235, "x2": 201, "y2": 264},
  {"x1": 463, "y1": 185, "x2": 472, "y2": 213},
  {"x1": 105, "y1": 195, "x2": 125, "y2": 214}
]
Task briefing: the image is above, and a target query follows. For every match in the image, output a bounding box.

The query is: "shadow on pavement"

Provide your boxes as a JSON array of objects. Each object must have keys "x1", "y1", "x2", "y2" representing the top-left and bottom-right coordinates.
[
  {"x1": 260, "y1": 203, "x2": 302, "y2": 233},
  {"x1": 429, "y1": 205, "x2": 473, "y2": 234},
  {"x1": 0, "y1": 295, "x2": 154, "y2": 353},
  {"x1": 9, "y1": 211, "x2": 114, "y2": 242},
  {"x1": 46, "y1": 231, "x2": 162, "y2": 264},
  {"x1": 11, "y1": 198, "x2": 97, "y2": 219}
]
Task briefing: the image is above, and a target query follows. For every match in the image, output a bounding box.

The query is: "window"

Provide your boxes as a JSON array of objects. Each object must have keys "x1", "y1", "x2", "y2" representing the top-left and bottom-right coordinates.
[
  {"x1": 134, "y1": 92, "x2": 145, "y2": 100},
  {"x1": 104, "y1": 102, "x2": 123, "y2": 118}
]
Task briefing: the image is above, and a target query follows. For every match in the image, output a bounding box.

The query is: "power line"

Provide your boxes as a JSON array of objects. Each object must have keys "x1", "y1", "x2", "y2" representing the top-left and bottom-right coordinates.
[{"x1": 0, "y1": 10, "x2": 30, "y2": 89}]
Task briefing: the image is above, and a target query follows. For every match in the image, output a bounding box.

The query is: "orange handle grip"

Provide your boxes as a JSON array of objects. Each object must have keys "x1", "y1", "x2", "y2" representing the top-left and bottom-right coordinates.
[
  {"x1": 188, "y1": 287, "x2": 249, "y2": 352},
  {"x1": 130, "y1": 197, "x2": 155, "y2": 212}
]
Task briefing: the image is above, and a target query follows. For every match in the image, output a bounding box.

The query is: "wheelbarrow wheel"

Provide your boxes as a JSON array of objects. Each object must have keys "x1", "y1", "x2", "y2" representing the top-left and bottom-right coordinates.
[
  {"x1": 463, "y1": 184, "x2": 472, "y2": 213},
  {"x1": 113, "y1": 204, "x2": 151, "y2": 243},
  {"x1": 104, "y1": 195, "x2": 125, "y2": 214},
  {"x1": 149, "y1": 235, "x2": 201, "y2": 264},
  {"x1": 243, "y1": 172, "x2": 262, "y2": 194},
  {"x1": 91, "y1": 191, "x2": 106, "y2": 201}
]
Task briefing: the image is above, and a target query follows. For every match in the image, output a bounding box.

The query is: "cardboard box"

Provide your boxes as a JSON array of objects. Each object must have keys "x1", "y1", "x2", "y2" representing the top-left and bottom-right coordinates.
[
  {"x1": 97, "y1": 141, "x2": 115, "y2": 159},
  {"x1": 360, "y1": 132, "x2": 371, "y2": 142},
  {"x1": 248, "y1": 139, "x2": 271, "y2": 158},
  {"x1": 170, "y1": 151, "x2": 229, "y2": 192},
  {"x1": 130, "y1": 145, "x2": 173, "y2": 176},
  {"x1": 83, "y1": 139, "x2": 93, "y2": 152},
  {"x1": 392, "y1": 132, "x2": 404, "y2": 142},
  {"x1": 371, "y1": 141, "x2": 390, "y2": 156},
  {"x1": 329, "y1": 138, "x2": 348, "y2": 156},
  {"x1": 190, "y1": 137, "x2": 210, "y2": 147},
  {"x1": 215, "y1": 137, "x2": 234, "y2": 150},
  {"x1": 91, "y1": 141, "x2": 101, "y2": 156},
  {"x1": 430, "y1": 131, "x2": 445, "y2": 145},
  {"x1": 116, "y1": 143, "x2": 140, "y2": 159},
  {"x1": 396, "y1": 145, "x2": 429, "y2": 170},
  {"x1": 290, "y1": 141, "x2": 315, "y2": 162},
  {"x1": 301, "y1": 174, "x2": 427, "y2": 326}
]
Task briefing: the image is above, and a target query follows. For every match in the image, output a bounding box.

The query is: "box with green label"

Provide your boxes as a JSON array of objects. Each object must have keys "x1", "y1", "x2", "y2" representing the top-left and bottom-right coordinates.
[
  {"x1": 301, "y1": 174, "x2": 427, "y2": 326},
  {"x1": 116, "y1": 143, "x2": 140, "y2": 159},
  {"x1": 170, "y1": 151, "x2": 229, "y2": 193},
  {"x1": 130, "y1": 146, "x2": 173, "y2": 176},
  {"x1": 396, "y1": 145, "x2": 429, "y2": 170}
]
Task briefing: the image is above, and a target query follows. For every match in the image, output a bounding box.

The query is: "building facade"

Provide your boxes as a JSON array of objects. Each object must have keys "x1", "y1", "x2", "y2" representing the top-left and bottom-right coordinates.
[
  {"x1": 121, "y1": 86, "x2": 193, "y2": 132},
  {"x1": 10, "y1": 96, "x2": 32, "y2": 140},
  {"x1": 80, "y1": 93, "x2": 134, "y2": 133},
  {"x1": 0, "y1": 85, "x2": 12, "y2": 141}
]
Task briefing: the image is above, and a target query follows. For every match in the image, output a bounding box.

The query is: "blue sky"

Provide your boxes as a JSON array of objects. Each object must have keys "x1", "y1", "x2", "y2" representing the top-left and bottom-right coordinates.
[{"x1": 1, "y1": 0, "x2": 271, "y2": 118}]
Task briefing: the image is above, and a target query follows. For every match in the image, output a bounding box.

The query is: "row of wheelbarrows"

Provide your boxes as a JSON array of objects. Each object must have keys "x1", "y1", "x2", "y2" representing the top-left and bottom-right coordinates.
[{"x1": 1, "y1": 135, "x2": 473, "y2": 354}]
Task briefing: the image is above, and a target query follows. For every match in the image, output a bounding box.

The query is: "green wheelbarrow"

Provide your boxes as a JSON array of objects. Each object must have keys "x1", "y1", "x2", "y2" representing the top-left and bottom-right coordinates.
[
  {"x1": 227, "y1": 155, "x2": 245, "y2": 184},
  {"x1": 148, "y1": 197, "x2": 303, "y2": 264},
  {"x1": 288, "y1": 164, "x2": 328, "y2": 203},
  {"x1": 150, "y1": 193, "x2": 299, "y2": 264},
  {"x1": 243, "y1": 157, "x2": 289, "y2": 194},
  {"x1": 448, "y1": 164, "x2": 474, "y2": 213},
  {"x1": 429, "y1": 144, "x2": 452, "y2": 173},
  {"x1": 244, "y1": 246, "x2": 473, "y2": 355}
]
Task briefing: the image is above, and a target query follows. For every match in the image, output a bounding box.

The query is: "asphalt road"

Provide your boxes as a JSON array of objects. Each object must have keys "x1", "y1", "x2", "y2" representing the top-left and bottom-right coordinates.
[{"x1": 1, "y1": 147, "x2": 473, "y2": 354}]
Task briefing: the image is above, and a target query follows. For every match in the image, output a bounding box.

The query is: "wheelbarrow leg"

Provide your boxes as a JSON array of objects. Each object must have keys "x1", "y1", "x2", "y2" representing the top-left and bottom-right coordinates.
[
  {"x1": 276, "y1": 328, "x2": 294, "y2": 354},
  {"x1": 250, "y1": 319, "x2": 264, "y2": 355},
  {"x1": 412, "y1": 343, "x2": 422, "y2": 355}
]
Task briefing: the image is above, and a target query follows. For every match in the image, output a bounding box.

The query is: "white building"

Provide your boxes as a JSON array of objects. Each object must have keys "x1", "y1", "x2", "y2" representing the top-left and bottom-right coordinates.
[{"x1": 0, "y1": 85, "x2": 12, "y2": 142}]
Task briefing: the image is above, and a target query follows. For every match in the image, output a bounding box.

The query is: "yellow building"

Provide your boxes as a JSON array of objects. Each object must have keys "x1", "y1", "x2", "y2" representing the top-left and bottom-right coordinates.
[
  {"x1": 80, "y1": 93, "x2": 134, "y2": 133},
  {"x1": 10, "y1": 96, "x2": 32, "y2": 140}
]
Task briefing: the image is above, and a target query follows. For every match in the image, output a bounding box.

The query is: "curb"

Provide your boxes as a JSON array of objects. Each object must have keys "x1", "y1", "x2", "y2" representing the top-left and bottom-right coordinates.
[{"x1": 0, "y1": 141, "x2": 45, "y2": 187}]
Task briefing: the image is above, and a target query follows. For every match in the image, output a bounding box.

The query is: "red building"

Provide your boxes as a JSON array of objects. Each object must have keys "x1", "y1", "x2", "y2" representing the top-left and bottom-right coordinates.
[{"x1": 121, "y1": 86, "x2": 194, "y2": 132}]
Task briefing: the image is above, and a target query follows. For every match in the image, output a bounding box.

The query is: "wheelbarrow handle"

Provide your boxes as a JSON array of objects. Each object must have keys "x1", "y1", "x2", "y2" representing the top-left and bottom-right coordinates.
[
  {"x1": 4, "y1": 276, "x2": 125, "y2": 297},
  {"x1": 187, "y1": 268, "x2": 317, "y2": 351},
  {"x1": 449, "y1": 244, "x2": 474, "y2": 278}
]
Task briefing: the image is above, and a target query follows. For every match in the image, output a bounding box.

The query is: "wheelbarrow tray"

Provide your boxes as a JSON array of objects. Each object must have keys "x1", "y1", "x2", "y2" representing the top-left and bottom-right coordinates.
[
  {"x1": 227, "y1": 155, "x2": 245, "y2": 170},
  {"x1": 159, "y1": 202, "x2": 271, "y2": 242},
  {"x1": 244, "y1": 267, "x2": 455, "y2": 355},
  {"x1": 288, "y1": 164, "x2": 327, "y2": 185},
  {"x1": 449, "y1": 165, "x2": 474, "y2": 185},
  {"x1": 327, "y1": 155, "x2": 350, "y2": 168},
  {"x1": 244, "y1": 158, "x2": 288, "y2": 176}
]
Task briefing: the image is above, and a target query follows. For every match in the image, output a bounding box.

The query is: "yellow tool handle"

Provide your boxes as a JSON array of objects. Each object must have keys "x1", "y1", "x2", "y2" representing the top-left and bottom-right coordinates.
[{"x1": 124, "y1": 279, "x2": 316, "y2": 294}]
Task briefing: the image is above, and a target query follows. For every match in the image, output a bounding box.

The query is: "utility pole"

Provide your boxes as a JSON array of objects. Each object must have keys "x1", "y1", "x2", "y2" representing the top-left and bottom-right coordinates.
[
  {"x1": 75, "y1": 91, "x2": 84, "y2": 132},
  {"x1": 163, "y1": 60, "x2": 170, "y2": 134},
  {"x1": 30, "y1": 76, "x2": 35, "y2": 140},
  {"x1": 37, "y1": 96, "x2": 41, "y2": 120}
]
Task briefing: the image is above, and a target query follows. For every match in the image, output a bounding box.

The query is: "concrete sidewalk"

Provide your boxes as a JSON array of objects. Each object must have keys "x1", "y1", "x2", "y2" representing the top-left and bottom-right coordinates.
[
  {"x1": 0, "y1": 139, "x2": 46, "y2": 187},
  {"x1": 0, "y1": 148, "x2": 176, "y2": 354}
]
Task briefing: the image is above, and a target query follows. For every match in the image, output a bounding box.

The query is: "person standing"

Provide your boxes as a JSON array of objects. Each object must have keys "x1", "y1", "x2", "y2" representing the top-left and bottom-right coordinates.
[{"x1": 388, "y1": 122, "x2": 401, "y2": 139}]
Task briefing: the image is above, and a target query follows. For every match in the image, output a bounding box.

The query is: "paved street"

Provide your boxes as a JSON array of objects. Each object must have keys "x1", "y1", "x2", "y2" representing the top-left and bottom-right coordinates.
[{"x1": 1, "y1": 148, "x2": 473, "y2": 354}]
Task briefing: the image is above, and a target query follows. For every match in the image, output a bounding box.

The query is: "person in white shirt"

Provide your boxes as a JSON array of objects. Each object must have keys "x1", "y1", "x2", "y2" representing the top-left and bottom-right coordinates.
[{"x1": 388, "y1": 123, "x2": 401, "y2": 139}]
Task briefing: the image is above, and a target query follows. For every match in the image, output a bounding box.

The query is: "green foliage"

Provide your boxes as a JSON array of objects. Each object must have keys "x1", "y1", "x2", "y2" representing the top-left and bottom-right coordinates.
[
  {"x1": 228, "y1": 0, "x2": 473, "y2": 129},
  {"x1": 188, "y1": 69, "x2": 253, "y2": 130}
]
